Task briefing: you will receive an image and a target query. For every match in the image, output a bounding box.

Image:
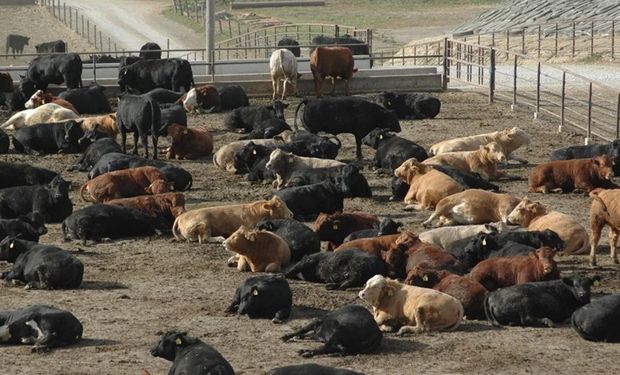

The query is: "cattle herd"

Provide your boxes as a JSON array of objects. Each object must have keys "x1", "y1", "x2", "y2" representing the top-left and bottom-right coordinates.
[{"x1": 0, "y1": 36, "x2": 619, "y2": 374}]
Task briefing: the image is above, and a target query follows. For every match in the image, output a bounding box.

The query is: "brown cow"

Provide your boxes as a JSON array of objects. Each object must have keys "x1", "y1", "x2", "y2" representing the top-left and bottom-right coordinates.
[
  {"x1": 528, "y1": 155, "x2": 618, "y2": 194},
  {"x1": 589, "y1": 188, "x2": 620, "y2": 266},
  {"x1": 166, "y1": 123, "x2": 213, "y2": 160},
  {"x1": 468, "y1": 247, "x2": 560, "y2": 291},
  {"x1": 0, "y1": 72, "x2": 12, "y2": 92},
  {"x1": 422, "y1": 189, "x2": 521, "y2": 228},
  {"x1": 224, "y1": 225, "x2": 291, "y2": 272},
  {"x1": 105, "y1": 192, "x2": 186, "y2": 224},
  {"x1": 394, "y1": 158, "x2": 463, "y2": 211},
  {"x1": 422, "y1": 142, "x2": 507, "y2": 181},
  {"x1": 24, "y1": 89, "x2": 79, "y2": 114},
  {"x1": 310, "y1": 46, "x2": 357, "y2": 97},
  {"x1": 80, "y1": 166, "x2": 172, "y2": 203},
  {"x1": 405, "y1": 265, "x2": 489, "y2": 320},
  {"x1": 77, "y1": 114, "x2": 118, "y2": 138},
  {"x1": 314, "y1": 211, "x2": 379, "y2": 249},
  {"x1": 177, "y1": 85, "x2": 221, "y2": 112}
]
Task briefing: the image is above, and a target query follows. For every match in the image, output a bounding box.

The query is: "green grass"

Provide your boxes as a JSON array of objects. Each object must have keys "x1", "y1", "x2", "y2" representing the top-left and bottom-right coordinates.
[
  {"x1": 580, "y1": 52, "x2": 606, "y2": 64},
  {"x1": 161, "y1": 6, "x2": 237, "y2": 43}
]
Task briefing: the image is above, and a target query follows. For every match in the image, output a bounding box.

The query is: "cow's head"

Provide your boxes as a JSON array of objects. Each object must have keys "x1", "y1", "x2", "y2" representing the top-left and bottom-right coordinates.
[
  {"x1": 0, "y1": 236, "x2": 27, "y2": 263},
  {"x1": 532, "y1": 247, "x2": 558, "y2": 276},
  {"x1": 263, "y1": 196, "x2": 293, "y2": 219},
  {"x1": 182, "y1": 88, "x2": 198, "y2": 112},
  {"x1": 507, "y1": 198, "x2": 548, "y2": 226},
  {"x1": 309, "y1": 135, "x2": 341, "y2": 159},
  {"x1": 18, "y1": 76, "x2": 36, "y2": 98},
  {"x1": 46, "y1": 175, "x2": 69, "y2": 201},
  {"x1": 62, "y1": 120, "x2": 85, "y2": 152},
  {"x1": 362, "y1": 128, "x2": 392, "y2": 149},
  {"x1": 17, "y1": 212, "x2": 48, "y2": 239},
  {"x1": 500, "y1": 127, "x2": 531, "y2": 148},
  {"x1": 537, "y1": 229, "x2": 565, "y2": 251},
  {"x1": 24, "y1": 89, "x2": 44, "y2": 109},
  {"x1": 223, "y1": 225, "x2": 256, "y2": 255},
  {"x1": 380, "y1": 109, "x2": 401, "y2": 133},
  {"x1": 377, "y1": 218, "x2": 403, "y2": 236},
  {"x1": 265, "y1": 149, "x2": 293, "y2": 172},
  {"x1": 359, "y1": 274, "x2": 397, "y2": 306},
  {"x1": 592, "y1": 155, "x2": 614, "y2": 180},
  {"x1": 150, "y1": 331, "x2": 196, "y2": 361},
  {"x1": 336, "y1": 164, "x2": 371, "y2": 198},
  {"x1": 404, "y1": 265, "x2": 440, "y2": 287},
  {"x1": 480, "y1": 142, "x2": 507, "y2": 164},
  {"x1": 394, "y1": 158, "x2": 427, "y2": 183},
  {"x1": 270, "y1": 100, "x2": 288, "y2": 120},
  {"x1": 462, "y1": 232, "x2": 499, "y2": 269},
  {"x1": 234, "y1": 142, "x2": 268, "y2": 174},
  {"x1": 375, "y1": 91, "x2": 397, "y2": 109},
  {"x1": 145, "y1": 179, "x2": 173, "y2": 195},
  {"x1": 383, "y1": 243, "x2": 407, "y2": 279},
  {"x1": 562, "y1": 276, "x2": 599, "y2": 305},
  {"x1": 77, "y1": 124, "x2": 108, "y2": 148}
]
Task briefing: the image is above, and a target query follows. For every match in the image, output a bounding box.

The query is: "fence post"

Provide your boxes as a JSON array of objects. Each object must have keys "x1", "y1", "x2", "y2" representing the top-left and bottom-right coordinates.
[
  {"x1": 616, "y1": 93, "x2": 620, "y2": 139},
  {"x1": 586, "y1": 82, "x2": 592, "y2": 145},
  {"x1": 537, "y1": 25, "x2": 541, "y2": 58},
  {"x1": 560, "y1": 71, "x2": 565, "y2": 133},
  {"x1": 491, "y1": 31, "x2": 495, "y2": 47},
  {"x1": 590, "y1": 20, "x2": 595, "y2": 57},
  {"x1": 572, "y1": 22, "x2": 576, "y2": 57},
  {"x1": 94, "y1": 24, "x2": 97, "y2": 49},
  {"x1": 69, "y1": 6, "x2": 72, "y2": 29},
  {"x1": 554, "y1": 23, "x2": 558, "y2": 57},
  {"x1": 521, "y1": 27, "x2": 525, "y2": 54},
  {"x1": 534, "y1": 61, "x2": 540, "y2": 119},
  {"x1": 81, "y1": 15, "x2": 84, "y2": 37},
  {"x1": 63, "y1": 2, "x2": 66, "y2": 24},
  {"x1": 511, "y1": 54, "x2": 518, "y2": 110},
  {"x1": 99, "y1": 31, "x2": 102, "y2": 50},
  {"x1": 92, "y1": 57, "x2": 97, "y2": 83},
  {"x1": 167, "y1": 39, "x2": 170, "y2": 58},
  {"x1": 612, "y1": 20, "x2": 616, "y2": 59},
  {"x1": 489, "y1": 48, "x2": 495, "y2": 104},
  {"x1": 442, "y1": 38, "x2": 449, "y2": 90},
  {"x1": 211, "y1": 49, "x2": 215, "y2": 82},
  {"x1": 87, "y1": 20, "x2": 90, "y2": 43},
  {"x1": 506, "y1": 30, "x2": 510, "y2": 60}
]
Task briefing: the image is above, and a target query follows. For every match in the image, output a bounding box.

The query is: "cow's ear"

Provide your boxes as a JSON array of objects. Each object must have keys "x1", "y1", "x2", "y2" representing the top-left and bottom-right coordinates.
[
  {"x1": 592, "y1": 158, "x2": 600, "y2": 166},
  {"x1": 175, "y1": 336, "x2": 183, "y2": 345},
  {"x1": 422, "y1": 274, "x2": 428, "y2": 282}
]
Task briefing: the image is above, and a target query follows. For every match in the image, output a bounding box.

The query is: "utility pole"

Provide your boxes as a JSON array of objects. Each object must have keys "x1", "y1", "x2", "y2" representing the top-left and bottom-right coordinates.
[{"x1": 206, "y1": 0, "x2": 215, "y2": 75}]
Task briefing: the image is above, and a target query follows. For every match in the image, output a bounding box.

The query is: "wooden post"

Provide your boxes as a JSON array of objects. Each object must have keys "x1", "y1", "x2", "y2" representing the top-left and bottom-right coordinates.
[
  {"x1": 218, "y1": 19, "x2": 223, "y2": 33},
  {"x1": 535, "y1": 61, "x2": 541, "y2": 119},
  {"x1": 94, "y1": 24, "x2": 97, "y2": 48},
  {"x1": 93, "y1": 57, "x2": 97, "y2": 83},
  {"x1": 560, "y1": 71, "x2": 565, "y2": 132},
  {"x1": 521, "y1": 27, "x2": 525, "y2": 54},
  {"x1": 108, "y1": 37, "x2": 111, "y2": 52},
  {"x1": 81, "y1": 15, "x2": 84, "y2": 37},
  {"x1": 572, "y1": 22, "x2": 576, "y2": 57},
  {"x1": 69, "y1": 7, "x2": 72, "y2": 29},
  {"x1": 554, "y1": 23, "x2": 558, "y2": 57},
  {"x1": 489, "y1": 48, "x2": 495, "y2": 103},
  {"x1": 63, "y1": 2, "x2": 66, "y2": 24},
  {"x1": 591, "y1": 20, "x2": 595, "y2": 57},
  {"x1": 228, "y1": 19, "x2": 232, "y2": 36},
  {"x1": 442, "y1": 37, "x2": 448, "y2": 90},
  {"x1": 506, "y1": 30, "x2": 510, "y2": 60},
  {"x1": 167, "y1": 39, "x2": 170, "y2": 58},
  {"x1": 114, "y1": 43, "x2": 117, "y2": 58},
  {"x1": 612, "y1": 20, "x2": 616, "y2": 59},
  {"x1": 491, "y1": 31, "x2": 495, "y2": 47},
  {"x1": 538, "y1": 25, "x2": 541, "y2": 58},
  {"x1": 99, "y1": 31, "x2": 102, "y2": 50},
  {"x1": 512, "y1": 54, "x2": 518, "y2": 109},
  {"x1": 616, "y1": 93, "x2": 620, "y2": 139},
  {"x1": 87, "y1": 20, "x2": 90, "y2": 43},
  {"x1": 586, "y1": 82, "x2": 592, "y2": 144}
]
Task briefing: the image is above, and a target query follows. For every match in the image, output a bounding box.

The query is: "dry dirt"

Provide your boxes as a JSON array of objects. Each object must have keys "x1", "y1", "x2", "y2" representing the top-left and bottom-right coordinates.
[
  {"x1": 1, "y1": 90, "x2": 620, "y2": 374},
  {"x1": 0, "y1": 4, "x2": 95, "y2": 66}
]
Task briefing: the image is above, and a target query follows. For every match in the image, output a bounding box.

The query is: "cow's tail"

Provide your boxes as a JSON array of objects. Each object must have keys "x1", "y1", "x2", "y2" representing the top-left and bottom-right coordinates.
[
  {"x1": 278, "y1": 49, "x2": 292, "y2": 85},
  {"x1": 293, "y1": 99, "x2": 308, "y2": 131},
  {"x1": 483, "y1": 294, "x2": 502, "y2": 327},
  {"x1": 172, "y1": 216, "x2": 183, "y2": 241},
  {"x1": 79, "y1": 183, "x2": 95, "y2": 203}
]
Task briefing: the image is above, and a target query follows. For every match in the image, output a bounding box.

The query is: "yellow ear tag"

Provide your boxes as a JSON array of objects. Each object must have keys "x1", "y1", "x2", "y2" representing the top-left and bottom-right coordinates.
[
  {"x1": 252, "y1": 150, "x2": 257, "y2": 155},
  {"x1": 422, "y1": 275, "x2": 428, "y2": 282},
  {"x1": 175, "y1": 338, "x2": 182, "y2": 345},
  {"x1": 252, "y1": 289, "x2": 259, "y2": 296},
  {"x1": 594, "y1": 280, "x2": 601, "y2": 287},
  {"x1": 332, "y1": 224, "x2": 338, "y2": 230},
  {"x1": 379, "y1": 135, "x2": 383, "y2": 140},
  {"x1": 9, "y1": 242, "x2": 14, "y2": 249},
  {"x1": 482, "y1": 239, "x2": 487, "y2": 246}
]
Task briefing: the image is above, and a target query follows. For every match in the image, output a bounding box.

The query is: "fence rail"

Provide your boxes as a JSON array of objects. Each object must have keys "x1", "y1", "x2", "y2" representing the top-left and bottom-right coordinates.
[{"x1": 444, "y1": 38, "x2": 620, "y2": 143}]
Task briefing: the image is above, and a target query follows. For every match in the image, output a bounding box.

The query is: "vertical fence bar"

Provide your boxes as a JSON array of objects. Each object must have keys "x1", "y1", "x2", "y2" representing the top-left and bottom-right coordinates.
[
  {"x1": 491, "y1": 31, "x2": 495, "y2": 47},
  {"x1": 586, "y1": 82, "x2": 592, "y2": 144},
  {"x1": 554, "y1": 23, "x2": 558, "y2": 57},
  {"x1": 506, "y1": 30, "x2": 510, "y2": 60},
  {"x1": 81, "y1": 15, "x2": 84, "y2": 37},
  {"x1": 99, "y1": 31, "x2": 102, "y2": 50},
  {"x1": 63, "y1": 2, "x2": 66, "y2": 24},
  {"x1": 572, "y1": 22, "x2": 576, "y2": 57},
  {"x1": 535, "y1": 61, "x2": 541, "y2": 119},
  {"x1": 512, "y1": 54, "x2": 518, "y2": 110},
  {"x1": 456, "y1": 43, "x2": 461, "y2": 79},
  {"x1": 560, "y1": 71, "x2": 566, "y2": 132},
  {"x1": 616, "y1": 93, "x2": 620, "y2": 139},
  {"x1": 590, "y1": 20, "x2": 595, "y2": 56},
  {"x1": 69, "y1": 6, "x2": 72, "y2": 29},
  {"x1": 442, "y1": 38, "x2": 449, "y2": 90},
  {"x1": 489, "y1": 48, "x2": 496, "y2": 103},
  {"x1": 167, "y1": 39, "x2": 170, "y2": 58},
  {"x1": 612, "y1": 20, "x2": 616, "y2": 59},
  {"x1": 521, "y1": 27, "x2": 525, "y2": 53},
  {"x1": 94, "y1": 24, "x2": 97, "y2": 49},
  {"x1": 92, "y1": 57, "x2": 97, "y2": 83},
  {"x1": 87, "y1": 20, "x2": 90, "y2": 43},
  {"x1": 538, "y1": 25, "x2": 541, "y2": 58}
]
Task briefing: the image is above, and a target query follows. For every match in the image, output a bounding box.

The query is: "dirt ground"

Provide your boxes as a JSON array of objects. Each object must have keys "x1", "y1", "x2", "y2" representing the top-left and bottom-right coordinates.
[
  {"x1": 0, "y1": 4, "x2": 95, "y2": 66},
  {"x1": 1, "y1": 90, "x2": 620, "y2": 374}
]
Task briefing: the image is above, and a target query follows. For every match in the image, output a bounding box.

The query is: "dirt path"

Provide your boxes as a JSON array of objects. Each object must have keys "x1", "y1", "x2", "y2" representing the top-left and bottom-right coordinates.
[{"x1": 61, "y1": 0, "x2": 204, "y2": 55}]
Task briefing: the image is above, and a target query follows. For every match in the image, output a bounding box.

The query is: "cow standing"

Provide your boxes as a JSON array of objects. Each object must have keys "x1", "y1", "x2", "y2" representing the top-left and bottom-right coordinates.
[
  {"x1": 118, "y1": 58, "x2": 194, "y2": 94},
  {"x1": 139, "y1": 42, "x2": 162, "y2": 60},
  {"x1": 35, "y1": 40, "x2": 66, "y2": 54},
  {"x1": 5, "y1": 34, "x2": 29, "y2": 57},
  {"x1": 270, "y1": 49, "x2": 299, "y2": 100},
  {"x1": 116, "y1": 94, "x2": 162, "y2": 159},
  {"x1": 310, "y1": 46, "x2": 357, "y2": 97},
  {"x1": 22, "y1": 54, "x2": 83, "y2": 93}
]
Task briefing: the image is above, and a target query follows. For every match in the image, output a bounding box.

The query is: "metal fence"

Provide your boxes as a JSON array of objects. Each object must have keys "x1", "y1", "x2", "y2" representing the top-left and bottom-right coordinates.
[{"x1": 444, "y1": 38, "x2": 620, "y2": 143}]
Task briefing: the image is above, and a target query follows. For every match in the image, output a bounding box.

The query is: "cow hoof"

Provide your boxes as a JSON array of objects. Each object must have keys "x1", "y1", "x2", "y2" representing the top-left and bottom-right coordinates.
[
  {"x1": 613, "y1": 258, "x2": 619, "y2": 264},
  {"x1": 298, "y1": 350, "x2": 314, "y2": 358},
  {"x1": 271, "y1": 318, "x2": 283, "y2": 324}
]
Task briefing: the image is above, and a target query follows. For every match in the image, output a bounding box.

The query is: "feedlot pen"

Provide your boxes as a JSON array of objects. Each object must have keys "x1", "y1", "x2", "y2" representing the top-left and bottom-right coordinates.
[{"x1": 0, "y1": 90, "x2": 619, "y2": 374}]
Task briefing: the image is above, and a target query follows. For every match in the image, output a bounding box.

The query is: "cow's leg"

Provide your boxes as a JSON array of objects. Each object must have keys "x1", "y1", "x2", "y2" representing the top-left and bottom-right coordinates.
[
  {"x1": 330, "y1": 77, "x2": 337, "y2": 95},
  {"x1": 344, "y1": 78, "x2": 350, "y2": 96},
  {"x1": 609, "y1": 227, "x2": 619, "y2": 264},
  {"x1": 281, "y1": 319, "x2": 321, "y2": 342},
  {"x1": 140, "y1": 132, "x2": 149, "y2": 159},
  {"x1": 590, "y1": 215, "x2": 604, "y2": 266},
  {"x1": 151, "y1": 135, "x2": 158, "y2": 160},
  {"x1": 272, "y1": 307, "x2": 291, "y2": 324},
  {"x1": 131, "y1": 132, "x2": 139, "y2": 155},
  {"x1": 354, "y1": 137, "x2": 363, "y2": 161},
  {"x1": 313, "y1": 72, "x2": 322, "y2": 97},
  {"x1": 281, "y1": 79, "x2": 288, "y2": 101},
  {"x1": 237, "y1": 256, "x2": 251, "y2": 271},
  {"x1": 271, "y1": 76, "x2": 278, "y2": 100},
  {"x1": 422, "y1": 211, "x2": 440, "y2": 228},
  {"x1": 298, "y1": 340, "x2": 343, "y2": 358}
]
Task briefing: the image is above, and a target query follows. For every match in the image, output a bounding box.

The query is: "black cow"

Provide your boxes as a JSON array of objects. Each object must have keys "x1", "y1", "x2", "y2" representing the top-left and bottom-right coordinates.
[
  {"x1": 362, "y1": 128, "x2": 428, "y2": 169},
  {"x1": 284, "y1": 164, "x2": 371, "y2": 196},
  {"x1": 84, "y1": 54, "x2": 119, "y2": 64},
  {"x1": 150, "y1": 331, "x2": 235, "y2": 375},
  {"x1": 0, "y1": 236, "x2": 83, "y2": 289},
  {"x1": 2, "y1": 88, "x2": 28, "y2": 112},
  {"x1": 71, "y1": 137, "x2": 122, "y2": 172},
  {"x1": 58, "y1": 84, "x2": 111, "y2": 114},
  {"x1": 0, "y1": 129, "x2": 8, "y2": 154},
  {"x1": 285, "y1": 249, "x2": 388, "y2": 290},
  {"x1": 233, "y1": 141, "x2": 276, "y2": 182},
  {"x1": 117, "y1": 56, "x2": 143, "y2": 81},
  {"x1": 281, "y1": 304, "x2": 382, "y2": 357},
  {"x1": 0, "y1": 175, "x2": 72, "y2": 223},
  {"x1": 274, "y1": 173, "x2": 372, "y2": 221},
  {"x1": 0, "y1": 162, "x2": 58, "y2": 189},
  {"x1": 239, "y1": 118, "x2": 291, "y2": 140},
  {"x1": 0, "y1": 305, "x2": 82, "y2": 351},
  {"x1": 268, "y1": 364, "x2": 365, "y2": 375},
  {"x1": 0, "y1": 213, "x2": 47, "y2": 242},
  {"x1": 277, "y1": 37, "x2": 301, "y2": 57},
  {"x1": 160, "y1": 103, "x2": 187, "y2": 128},
  {"x1": 22, "y1": 53, "x2": 82, "y2": 93},
  {"x1": 118, "y1": 58, "x2": 194, "y2": 94},
  {"x1": 295, "y1": 97, "x2": 401, "y2": 160},
  {"x1": 311, "y1": 34, "x2": 369, "y2": 55},
  {"x1": 5, "y1": 34, "x2": 29, "y2": 57},
  {"x1": 62, "y1": 204, "x2": 169, "y2": 245},
  {"x1": 224, "y1": 101, "x2": 288, "y2": 133},
  {"x1": 342, "y1": 217, "x2": 403, "y2": 243},
  {"x1": 226, "y1": 274, "x2": 292, "y2": 323},
  {"x1": 375, "y1": 91, "x2": 441, "y2": 120},
  {"x1": 219, "y1": 85, "x2": 249, "y2": 110},
  {"x1": 88, "y1": 153, "x2": 192, "y2": 191},
  {"x1": 116, "y1": 93, "x2": 162, "y2": 159},
  {"x1": 143, "y1": 88, "x2": 183, "y2": 104},
  {"x1": 278, "y1": 131, "x2": 341, "y2": 159},
  {"x1": 255, "y1": 218, "x2": 320, "y2": 261},
  {"x1": 484, "y1": 276, "x2": 597, "y2": 327},
  {"x1": 34, "y1": 40, "x2": 66, "y2": 54},
  {"x1": 430, "y1": 164, "x2": 500, "y2": 191},
  {"x1": 139, "y1": 42, "x2": 162, "y2": 60},
  {"x1": 12, "y1": 120, "x2": 84, "y2": 155},
  {"x1": 550, "y1": 139, "x2": 620, "y2": 176},
  {"x1": 572, "y1": 293, "x2": 620, "y2": 342}
]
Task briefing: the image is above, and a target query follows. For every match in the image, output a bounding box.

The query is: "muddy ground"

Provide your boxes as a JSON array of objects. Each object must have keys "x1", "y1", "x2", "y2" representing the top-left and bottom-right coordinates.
[{"x1": 1, "y1": 90, "x2": 619, "y2": 374}]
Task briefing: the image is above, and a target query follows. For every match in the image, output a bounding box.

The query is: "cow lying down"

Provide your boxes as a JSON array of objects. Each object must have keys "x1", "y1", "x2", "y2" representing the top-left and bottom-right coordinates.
[
  {"x1": 267, "y1": 364, "x2": 365, "y2": 375},
  {"x1": 572, "y1": 294, "x2": 620, "y2": 342},
  {"x1": 281, "y1": 304, "x2": 382, "y2": 358},
  {"x1": 0, "y1": 212, "x2": 47, "y2": 242},
  {"x1": 224, "y1": 225, "x2": 291, "y2": 272},
  {"x1": 226, "y1": 274, "x2": 292, "y2": 323},
  {"x1": 0, "y1": 305, "x2": 83, "y2": 352}
]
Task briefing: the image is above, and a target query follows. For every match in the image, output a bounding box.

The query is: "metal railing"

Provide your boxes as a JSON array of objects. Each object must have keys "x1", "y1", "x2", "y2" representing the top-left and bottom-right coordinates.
[{"x1": 445, "y1": 38, "x2": 620, "y2": 143}]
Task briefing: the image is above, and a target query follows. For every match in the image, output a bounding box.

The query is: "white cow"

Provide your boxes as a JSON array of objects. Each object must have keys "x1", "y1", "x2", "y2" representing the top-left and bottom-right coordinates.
[
  {"x1": 269, "y1": 48, "x2": 300, "y2": 100},
  {"x1": 1, "y1": 103, "x2": 79, "y2": 130}
]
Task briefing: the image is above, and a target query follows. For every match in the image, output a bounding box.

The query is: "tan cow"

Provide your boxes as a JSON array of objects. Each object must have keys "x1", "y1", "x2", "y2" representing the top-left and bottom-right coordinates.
[
  {"x1": 77, "y1": 114, "x2": 118, "y2": 138},
  {"x1": 422, "y1": 189, "x2": 521, "y2": 228},
  {"x1": 589, "y1": 188, "x2": 620, "y2": 266},
  {"x1": 430, "y1": 127, "x2": 530, "y2": 163},
  {"x1": 213, "y1": 139, "x2": 281, "y2": 173},
  {"x1": 507, "y1": 198, "x2": 589, "y2": 255},
  {"x1": 0, "y1": 103, "x2": 79, "y2": 130},
  {"x1": 265, "y1": 148, "x2": 345, "y2": 189},
  {"x1": 172, "y1": 196, "x2": 293, "y2": 243},
  {"x1": 359, "y1": 275, "x2": 464, "y2": 335},
  {"x1": 422, "y1": 142, "x2": 507, "y2": 181},
  {"x1": 418, "y1": 222, "x2": 510, "y2": 250},
  {"x1": 394, "y1": 158, "x2": 463, "y2": 210},
  {"x1": 224, "y1": 225, "x2": 291, "y2": 272}
]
